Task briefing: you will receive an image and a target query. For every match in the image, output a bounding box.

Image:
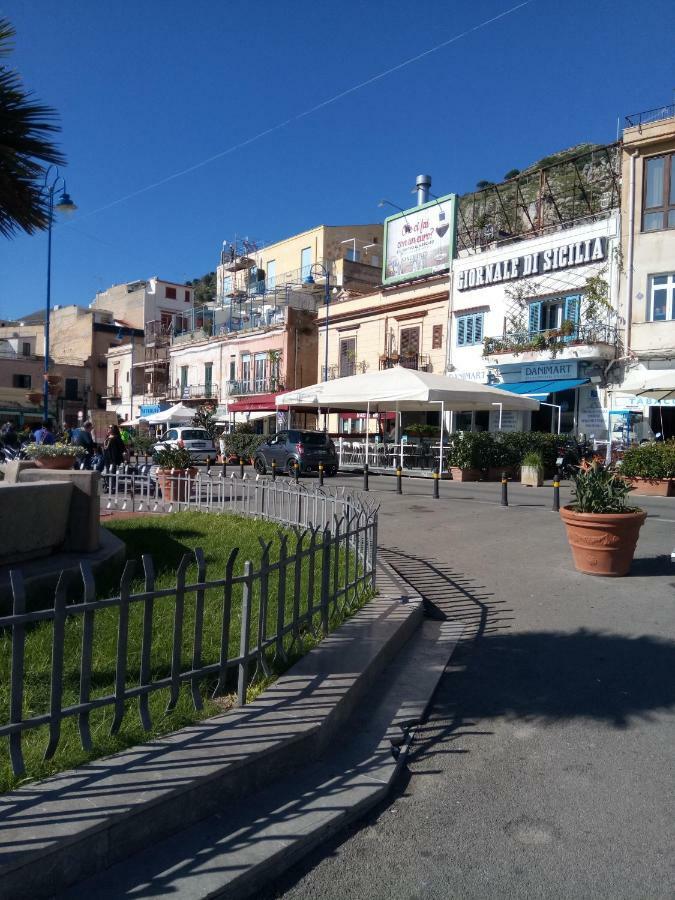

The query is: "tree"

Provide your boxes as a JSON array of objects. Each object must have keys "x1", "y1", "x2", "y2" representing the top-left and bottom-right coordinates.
[
  {"x1": 186, "y1": 272, "x2": 217, "y2": 305},
  {"x1": 192, "y1": 405, "x2": 218, "y2": 440},
  {"x1": 0, "y1": 18, "x2": 65, "y2": 238}
]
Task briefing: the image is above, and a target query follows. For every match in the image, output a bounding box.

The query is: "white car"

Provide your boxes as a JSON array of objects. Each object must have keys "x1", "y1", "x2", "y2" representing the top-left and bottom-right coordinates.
[{"x1": 153, "y1": 427, "x2": 216, "y2": 463}]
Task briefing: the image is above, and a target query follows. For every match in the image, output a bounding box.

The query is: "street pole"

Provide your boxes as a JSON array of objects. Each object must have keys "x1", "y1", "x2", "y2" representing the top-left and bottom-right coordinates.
[
  {"x1": 324, "y1": 270, "x2": 330, "y2": 382},
  {"x1": 43, "y1": 188, "x2": 54, "y2": 422}
]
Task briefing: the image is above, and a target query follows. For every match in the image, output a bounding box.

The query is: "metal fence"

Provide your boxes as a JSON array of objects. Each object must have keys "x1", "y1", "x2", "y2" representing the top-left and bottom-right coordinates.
[{"x1": 0, "y1": 479, "x2": 378, "y2": 777}]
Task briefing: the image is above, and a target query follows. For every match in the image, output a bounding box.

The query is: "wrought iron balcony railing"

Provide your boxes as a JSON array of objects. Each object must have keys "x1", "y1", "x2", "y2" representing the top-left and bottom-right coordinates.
[
  {"x1": 167, "y1": 384, "x2": 219, "y2": 401},
  {"x1": 625, "y1": 104, "x2": 675, "y2": 128},
  {"x1": 225, "y1": 378, "x2": 283, "y2": 396},
  {"x1": 483, "y1": 323, "x2": 618, "y2": 357},
  {"x1": 379, "y1": 353, "x2": 431, "y2": 371}
]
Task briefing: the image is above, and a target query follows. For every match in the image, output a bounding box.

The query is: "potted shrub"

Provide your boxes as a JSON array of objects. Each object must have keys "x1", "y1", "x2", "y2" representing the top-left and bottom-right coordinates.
[
  {"x1": 446, "y1": 432, "x2": 483, "y2": 481},
  {"x1": 487, "y1": 435, "x2": 518, "y2": 481},
  {"x1": 521, "y1": 450, "x2": 544, "y2": 487},
  {"x1": 559, "y1": 463, "x2": 647, "y2": 577},
  {"x1": 153, "y1": 445, "x2": 198, "y2": 502},
  {"x1": 24, "y1": 442, "x2": 85, "y2": 470},
  {"x1": 618, "y1": 441, "x2": 675, "y2": 497}
]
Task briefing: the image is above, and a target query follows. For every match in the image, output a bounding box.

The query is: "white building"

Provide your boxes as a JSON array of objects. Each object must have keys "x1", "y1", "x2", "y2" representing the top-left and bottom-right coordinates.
[{"x1": 449, "y1": 213, "x2": 621, "y2": 438}]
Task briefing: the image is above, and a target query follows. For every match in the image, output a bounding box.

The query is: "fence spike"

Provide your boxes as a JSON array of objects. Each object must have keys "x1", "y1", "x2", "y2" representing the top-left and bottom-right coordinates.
[
  {"x1": 166, "y1": 553, "x2": 190, "y2": 713},
  {"x1": 138, "y1": 554, "x2": 156, "y2": 731},
  {"x1": 213, "y1": 546, "x2": 238, "y2": 698},
  {"x1": 8, "y1": 571, "x2": 27, "y2": 776},
  {"x1": 237, "y1": 561, "x2": 254, "y2": 707},
  {"x1": 110, "y1": 560, "x2": 135, "y2": 735},
  {"x1": 191, "y1": 548, "x2": 207, "y2": 710},
  {"x1": 255, "y1": 541, "x2": 274, "y2": 679},
  {"x1": 44, "y1": 572, "x2": 68, "y2": 760},
  {"x1": 77, "y1": 562, "x2": 96, "y2": 751}
]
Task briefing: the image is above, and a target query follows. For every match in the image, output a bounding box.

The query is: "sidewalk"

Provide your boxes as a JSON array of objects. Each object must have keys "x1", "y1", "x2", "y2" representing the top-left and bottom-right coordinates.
[{"x1": 264, "y1": 474, "x2": 675, "y2": 900}]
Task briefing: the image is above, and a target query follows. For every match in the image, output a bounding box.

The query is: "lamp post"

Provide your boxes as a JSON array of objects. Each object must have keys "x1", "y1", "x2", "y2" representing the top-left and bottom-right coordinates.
[
  {"x1": 41, "y1": 167, "x2": 77, "y2": 422},
  {"x1": 304, "y1": 263, "x2": 331, "y2": 382}
]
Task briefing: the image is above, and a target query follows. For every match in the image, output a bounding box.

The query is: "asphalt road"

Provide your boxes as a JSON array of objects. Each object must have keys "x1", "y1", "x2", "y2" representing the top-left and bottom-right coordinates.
[{"x1": 260, "y1": 473, "x2": 675, "y2": 900}]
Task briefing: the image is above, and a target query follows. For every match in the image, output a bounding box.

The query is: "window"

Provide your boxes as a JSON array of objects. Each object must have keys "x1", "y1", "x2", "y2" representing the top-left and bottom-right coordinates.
[
  {"x1": 300, "y1": 247, "x2": 312, "y2": 280},
  {"x1": 65, "y1": 378, "x2": 78, "y2": 400},
  {"x1": 254, "y1": 353, "x2": 266, "y2": 391},
  {"x1": 345, "y1": 247, "x2": 360, "y2": 262},
  {"x1": 165, "y1": 286, "x2": 177, "y2": 299},
  {"x1": 113, "y1": 369, "x2": 120, "y2": 396},
  {"x1": 13, "y1": 373, "x2": 31, "y2": 388},
  {"x1": 456, "y1": 313, "x2": 484, "y2": 346},
  {"x1": 528, "y1": 296, "x2": 580, "y2": 333},
  {"x1": 400, "y1": 327, "x2": 420, "y2": 365},
  {"x1": 241, "y1": 353, "x2": 251, "y2": 388},
  {"x1": 184, "y1": 290, "x2": 191, "y2": 302},
  {"x1": 22, "y1": 342, "x2": 31, "y2": 357},
  {"x1": 648, "y1": 273, "x2": 675, "y2": 321},
  {"x1": 432, "y1": 324, "x2": 443, "y2": 350},
  {"x1": 643, "y1": 153, "x2": 675, "y2": 232},
  {"x1": 204, "y1": 363, "x2": 213, "y2": 396},
  {"x1": 339, "y1": 337, "x2": 356, "y2": 378},
  {"x1": 180, "y1": 366, "x2": 188, "y2": 396},
  {"x1": 266, "y1": 260, "x2": 276, "y2": 290},
  {"x1": 229, "y1": 355, "x2": 236, "y2": 381}
]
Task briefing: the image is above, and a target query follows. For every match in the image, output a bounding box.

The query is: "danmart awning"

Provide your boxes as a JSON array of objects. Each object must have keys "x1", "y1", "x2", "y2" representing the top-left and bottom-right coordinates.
[{"x1": 496, "y1": 378, "x2": 590, "y2": 399}]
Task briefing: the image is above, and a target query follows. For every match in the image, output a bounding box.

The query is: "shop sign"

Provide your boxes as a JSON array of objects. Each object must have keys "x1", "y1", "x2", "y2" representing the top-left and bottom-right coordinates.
[
  {"x1": 453, "y1": 369, "x2": 490, "y2": 383},
  {"x1": 456, "y1": 237, "x2": 606, "y2": 291},
  {"x1": 383, "y1": 194, "x2": 457, "y2": 286},
  {"x1": 577, "y1": 387, "x2": 608, "y2": 437},
  {"x1": 521, "y1": 361, "x2": 579, "y2": 381},
  {"x1": 612, "y1": 392, "x2": 675, "y2": 408}
]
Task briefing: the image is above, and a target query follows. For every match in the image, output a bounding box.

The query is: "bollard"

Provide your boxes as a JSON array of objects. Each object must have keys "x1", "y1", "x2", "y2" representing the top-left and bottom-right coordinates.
[
  {"x1": 206, "y1": 455, "x2": 212, "y2": 476},
  {"x1": 552, "y1": 469, "x2": 561, "y2": 512},
  {"x1": 239, "y1": 457, "x2": 245, "y2": 479},
  {"x1": 396, "y1": 466, "x2": 403, "y2": 495},
  {"x1": 221, "y1": 459, "x2": 227, "y2": 479},
  {"x1": 363, "y1": 463, "x2": 369, "y2": 492},
  {"x1": 500, "y1": 471, "x2": 509, "y2": 507},
  {"x1": 318, "y1": 462, "x2": 324, "y2": 486},
  {"x1": 294, "y1": 460, "x2": 300, "y2": 484},
  {"x1": 433, "y1": 467, "x2": 440, "y2": 499},
  {"x1": 271, "y1": 459, "x2": 277, "y2": 481}
]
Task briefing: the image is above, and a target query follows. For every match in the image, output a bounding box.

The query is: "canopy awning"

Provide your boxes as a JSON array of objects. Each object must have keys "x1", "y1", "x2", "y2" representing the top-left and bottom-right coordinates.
[
  {"x1": 496, "y1": 378, "x2": 590, "y2": 399},
  {"x1": 275, "y1": 366, "x2": 539, "y2": 413},
  {"x1": 145, "y1": 402, "x2": 195, "y2": 425},
  {"x1": 619, "y1": 369, "x2": 675, "y2": 402}
]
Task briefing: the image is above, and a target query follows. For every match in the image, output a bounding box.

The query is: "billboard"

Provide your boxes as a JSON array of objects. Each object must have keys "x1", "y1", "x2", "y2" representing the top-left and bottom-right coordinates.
[{"x1": 382, "y1": 193, "x2": 457, "y2": 286}]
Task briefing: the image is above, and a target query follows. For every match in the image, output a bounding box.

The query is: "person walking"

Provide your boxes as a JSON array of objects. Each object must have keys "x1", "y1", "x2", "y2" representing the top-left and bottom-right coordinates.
[
  {"x1": 103, "y1": 424, "x2": 128, "y2": 469},
  {"x1": 72, "y1": 420, "x2": 96, "y2": 465},
  {"x1": 33, "y1": 419, "x2": 55, "y2": 446}
]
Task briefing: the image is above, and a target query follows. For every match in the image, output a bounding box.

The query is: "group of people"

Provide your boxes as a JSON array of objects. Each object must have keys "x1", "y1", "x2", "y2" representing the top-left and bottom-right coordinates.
[{"x1": 0, "y1": 418, "x2": 131, "y2": 470}]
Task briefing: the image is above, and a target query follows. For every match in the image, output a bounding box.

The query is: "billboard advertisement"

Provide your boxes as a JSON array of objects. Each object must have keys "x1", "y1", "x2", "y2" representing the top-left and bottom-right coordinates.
[{"x1": 382, "y1": 193, "x2": 457, "y2": 286}]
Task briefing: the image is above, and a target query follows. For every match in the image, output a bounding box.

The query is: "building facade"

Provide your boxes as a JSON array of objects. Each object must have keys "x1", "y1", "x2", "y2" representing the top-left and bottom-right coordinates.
[{"x1": 611, "y1": 105, "x2": 675, "y2": 439}]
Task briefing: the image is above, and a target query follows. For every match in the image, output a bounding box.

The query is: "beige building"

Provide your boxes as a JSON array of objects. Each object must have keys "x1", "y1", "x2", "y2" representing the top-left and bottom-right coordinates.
[{"x1": 613, "y1": 105, "x2": 675, "y2": 438}]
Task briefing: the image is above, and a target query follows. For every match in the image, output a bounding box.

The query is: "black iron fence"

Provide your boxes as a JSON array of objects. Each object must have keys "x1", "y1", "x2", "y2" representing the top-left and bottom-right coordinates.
[
  {"x1": 0, "y1": 480, "x2": 377, "y2": 777},
  {"x1": 625, "y1": 105, "x2": 675, "y2": 127}
]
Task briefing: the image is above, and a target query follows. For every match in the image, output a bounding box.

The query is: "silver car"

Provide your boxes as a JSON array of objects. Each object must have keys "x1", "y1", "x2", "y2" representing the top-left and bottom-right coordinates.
[{"x1": 153, "y1": 427, "x2": 216, "y2": 463}]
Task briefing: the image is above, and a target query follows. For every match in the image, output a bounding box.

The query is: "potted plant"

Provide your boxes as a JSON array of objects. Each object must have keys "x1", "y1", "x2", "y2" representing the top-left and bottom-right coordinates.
[
  {"x1": 559, "y1": 463, "x2": 647, "y2": 577},
  {"x1": 23, "y1": 442, "x2": 85, "y2": 470},
  {"x1": 153, "y1": 445, "x2": 198, "y2": 501},
  {"x1": 446, "y1": 432, "x2": 484, "y2": 481},
  {"x1": 521, "y1": 450, "x2": 544, "y2": 487},
  {"x1": 618, "y1": 441, "x2": 675, "y2": 496}
]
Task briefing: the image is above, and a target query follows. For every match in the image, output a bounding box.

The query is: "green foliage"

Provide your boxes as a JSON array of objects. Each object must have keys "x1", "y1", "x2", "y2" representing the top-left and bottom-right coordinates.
[
  {"x1": 522, "y1": 450, "x2": 544, "y2": 472},
  {"x1": 504, "y1": 168, "x2": 520, "y2": 180},
  {"x1": 23, "y1": 442, "x2": 84, "y2": 458},
  {"x1": 192, "y1": 405, "x2": 218, "y2": 441},
  {"x1": 570, "y1": 463, "x2": 636, "y2": 514},
  {"x1": 130, "y1": 433, "x2": 155, "y2": 457},
  {"x1": 446, "y1": 431, "x2": 494, "y2": 469},
  {"x1": 446, "y1": 431, "x2": 564, "y2": 472},
  {"x1": 153, "y1": 445, "x2": 193, "y2": 469},
  {"x1": 185, "y1": 272, "x2": 217, "y2": 305},
  {"x1": 220, "y1": 430, "x2": 266, "y2": 461},
  {"x1": 619, "y1": 441, "x2": 675, "y2": 481}
]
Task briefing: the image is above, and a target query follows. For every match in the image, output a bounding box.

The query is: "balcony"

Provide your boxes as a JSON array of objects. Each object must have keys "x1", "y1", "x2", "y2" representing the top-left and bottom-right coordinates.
[
  {"x1": 379, "y1": 353, "x2": 431, "y2": 372},
  {"x1": 483, "y1": 323, "x2": 618, "y2": 363},
  {"x1": 225, "y1": 378, "x2": 283, "y2": 396},
  {"x1": 166, "y1": 384, "x2": 219, "y2": 402},
  {"x1": 625, "y1": 104, "x2": 675, "y2": 128},
  {"x1": 104, "y1": 388, "x2": 122, "y2": 402}
]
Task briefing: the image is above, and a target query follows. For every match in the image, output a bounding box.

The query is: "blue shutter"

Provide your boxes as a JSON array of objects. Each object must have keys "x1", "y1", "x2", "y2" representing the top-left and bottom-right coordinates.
[
  {"x1": 474, "y1": 314, "x2": 484, "y2": 343},
  {"x1": 465, "y1": 316, "x2": 474, "y2": 345},
  {"x1": 563, "y1": 294, "x2": 580, "y2": 342},
  {"x1": 528, "y1": 301, "x2": 542, "y2": 334},
  {"x1": 457, "y1": 317, "x2": 466, "y2": 346}
]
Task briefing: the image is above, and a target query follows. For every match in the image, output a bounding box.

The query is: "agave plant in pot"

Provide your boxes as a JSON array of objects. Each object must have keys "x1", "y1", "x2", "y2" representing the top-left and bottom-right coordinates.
[
  {"x1": 560, "y1": 463, "x2": 646, "y2": 577},
  {"x1": 153, "y1": 444, "x2": 198, "y2": 502},
  {"x1": 520, "y1": 450, "x2": 544, "y2": 487}
]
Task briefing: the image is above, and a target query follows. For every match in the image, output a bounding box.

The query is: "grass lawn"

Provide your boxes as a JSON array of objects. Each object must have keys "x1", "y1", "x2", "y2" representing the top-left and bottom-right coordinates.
[{"x1": 0, "y1": 511, "x2": 370, "y2": 793}]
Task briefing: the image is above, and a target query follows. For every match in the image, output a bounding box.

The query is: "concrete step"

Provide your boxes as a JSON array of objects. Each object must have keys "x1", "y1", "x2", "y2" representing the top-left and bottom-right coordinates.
[{"x1": 63, "y1": 618, "x2": 463, "y2": 899}]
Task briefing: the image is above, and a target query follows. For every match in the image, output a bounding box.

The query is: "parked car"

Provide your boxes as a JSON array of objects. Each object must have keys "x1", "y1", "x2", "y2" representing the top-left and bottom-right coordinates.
[
  {"x1": 253, "y1": 430, "x2": 338, "y2": 476},
  {"x1": 153, "y1": 427, "x2": 216, "y2": 463}
]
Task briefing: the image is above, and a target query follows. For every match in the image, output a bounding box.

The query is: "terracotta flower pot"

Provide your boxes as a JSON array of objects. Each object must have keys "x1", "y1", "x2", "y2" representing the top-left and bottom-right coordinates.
[
  {"x1": 449, "y1": 466, "x2": 481, "y2": 482},
  {"x1": 34, "y1": 456, "x2": 76, "y2": 470},
  {"x1": 156, "y1": 467, "x2": 198, "y2": 502},
  {"x1": 559, "y1": 505, "x2": 647, "y2": 577},
  {"x1": 625, "y1": 477, "x2": 674, "y2": 497}
]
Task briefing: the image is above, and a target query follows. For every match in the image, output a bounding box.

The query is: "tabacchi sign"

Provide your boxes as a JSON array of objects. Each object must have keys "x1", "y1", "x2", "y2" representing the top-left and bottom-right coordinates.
[
  {"x1": 383, "y1": 194, "x2": 457, "y2": 286},
  {"x1": 456, "y1": 236, "x2": 606, "y2": 291}
]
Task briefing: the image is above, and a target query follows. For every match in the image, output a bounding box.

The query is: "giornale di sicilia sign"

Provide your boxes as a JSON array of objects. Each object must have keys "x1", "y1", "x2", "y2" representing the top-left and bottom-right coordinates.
[{"x1": 382, "y1": 193, "x2": 457, "y2": 286}]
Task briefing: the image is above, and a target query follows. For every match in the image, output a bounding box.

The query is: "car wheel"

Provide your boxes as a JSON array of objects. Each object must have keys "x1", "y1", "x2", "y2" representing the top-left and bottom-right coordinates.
[
  {"x1": 287, "y1": 458, "x2": 299, "y2": 476},
  {"x1": 254, "y1": 456, "x2": 266, "y2": 475}
]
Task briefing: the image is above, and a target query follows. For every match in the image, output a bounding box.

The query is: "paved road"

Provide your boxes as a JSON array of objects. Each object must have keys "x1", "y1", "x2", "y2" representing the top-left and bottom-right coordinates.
[{"x1": 261, "y1": 473, "x2": 674, "y2": 900}]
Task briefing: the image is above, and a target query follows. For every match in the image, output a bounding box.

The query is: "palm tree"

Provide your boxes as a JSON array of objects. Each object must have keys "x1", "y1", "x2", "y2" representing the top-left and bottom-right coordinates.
[{"x1": 0, "y1": 17, "x2": 65, "y2": 238}]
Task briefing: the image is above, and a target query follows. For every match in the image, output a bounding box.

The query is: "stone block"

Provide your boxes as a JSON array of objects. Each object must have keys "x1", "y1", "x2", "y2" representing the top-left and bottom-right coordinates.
[
  {"x1": 0, "y1": 480, "x2": 73, "y2": 565},
  {"x1": 18, "y1": 470, "x2": 100, "y2": 553}
]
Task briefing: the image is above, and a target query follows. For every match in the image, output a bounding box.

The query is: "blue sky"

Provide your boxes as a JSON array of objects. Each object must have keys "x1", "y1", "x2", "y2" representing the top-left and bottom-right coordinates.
[{"x1": 1, "y1": 0, "x2": 673, "y2": 320}]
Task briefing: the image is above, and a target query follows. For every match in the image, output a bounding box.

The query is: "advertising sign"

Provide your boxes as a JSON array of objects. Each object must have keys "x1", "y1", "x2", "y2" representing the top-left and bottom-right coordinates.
[{"x1": 382, "y1": 194, "x2": 457, "y2": 286}]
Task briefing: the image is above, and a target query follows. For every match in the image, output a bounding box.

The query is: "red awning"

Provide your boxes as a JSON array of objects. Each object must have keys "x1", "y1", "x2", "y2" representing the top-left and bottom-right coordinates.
[
  {"x1": 338, "y1": 411, "x2": 396, "y2": 420},
  {"x1": 226, "y1": 393, "x2": 279, "y2": 413}
]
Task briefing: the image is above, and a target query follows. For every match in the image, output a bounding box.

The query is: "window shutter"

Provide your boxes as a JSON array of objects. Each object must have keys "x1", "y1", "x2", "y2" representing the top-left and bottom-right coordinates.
[
  {"x1": 432, "y1": 324, "x2": 443, "y2": 349},
  {"x1": 528, "y1": 302, "x2": 542, "y2": 333},
  {"x1": 474, "y1": 314, "x2": 484, "y2": 343},
  {"x1": 465, "y1": 316, "x2": 474, "y2": 345},
  {"x1": 563, "y1": 294, "x2": 580, "y2": 325},
  {"x1": 457, "y1": 317, "x2": 466, "y2": 346}
]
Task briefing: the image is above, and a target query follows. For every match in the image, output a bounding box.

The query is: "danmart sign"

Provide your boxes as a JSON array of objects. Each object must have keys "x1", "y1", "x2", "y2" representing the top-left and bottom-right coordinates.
[
  {"x1": 383, "y1": 194, "x2": 457, "y2": 286},
  {"x1": 456, "y1": 237, "x2": 606, "y2": 291}
]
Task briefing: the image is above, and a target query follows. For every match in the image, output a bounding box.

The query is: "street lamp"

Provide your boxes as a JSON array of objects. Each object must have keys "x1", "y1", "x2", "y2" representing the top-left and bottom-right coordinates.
[
  {"x1": 303, "y1": 263, "x2": 331, "y2": 382},
  {"x1": 41, "y1": 166, "x2": 77, "y2": 422}
]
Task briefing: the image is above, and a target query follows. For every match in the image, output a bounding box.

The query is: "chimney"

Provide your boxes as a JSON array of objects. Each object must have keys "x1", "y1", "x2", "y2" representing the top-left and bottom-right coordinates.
[{"x1": 416, "y1": 174, "x2": 432, "y2": 206}]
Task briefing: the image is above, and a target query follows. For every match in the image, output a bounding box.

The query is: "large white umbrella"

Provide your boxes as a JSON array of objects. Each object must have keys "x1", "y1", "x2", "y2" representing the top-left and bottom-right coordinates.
[
  {"x1": 145, "y1": 403, "x2": 195, "y2": 425},
  {"x1": 276, "y1": 366, "x2": 539, "y2": 470},
  {"x1": 620, "y1": 369, "x2": 675, "y2": 402},
  {"x1": 275, "y1": 366, "x2": 540, "y2": 412}
]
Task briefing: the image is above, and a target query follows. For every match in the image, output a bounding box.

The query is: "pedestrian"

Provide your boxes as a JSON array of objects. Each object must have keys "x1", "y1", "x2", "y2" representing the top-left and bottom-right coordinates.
[
  {"x1": 72, "y1": 420, "x2": 96, "y2": 464},
  {"x1": 103, "y1": 424, "x2": 128, "y2": 469},
  {"x1": 33, "y1": 419, "x2": 56, "y2": 446},
  {"x1": 0, "y1": 421, "x2": 18, "y2": 448}
]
